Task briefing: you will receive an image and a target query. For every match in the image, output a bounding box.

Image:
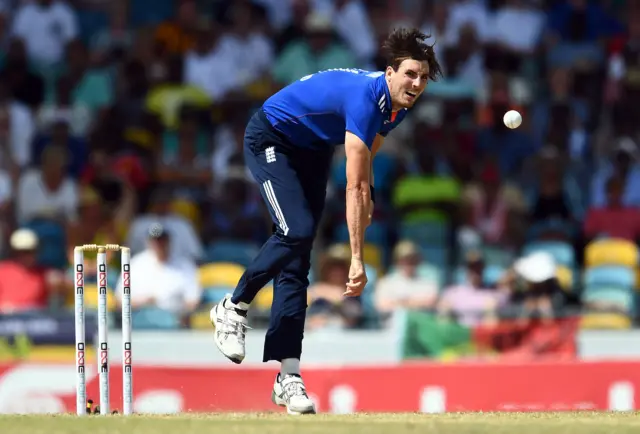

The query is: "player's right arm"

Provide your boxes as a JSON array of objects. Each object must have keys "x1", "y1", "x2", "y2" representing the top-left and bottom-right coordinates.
[
  {"x1": 344, "y1": 131, "x2": 371, "y2": 297},
  {"x1": 343, "y1": 82, "x2": 384, "y2": 296},
  {"x1": 345, "y1": 131, "x2": 371, "y2": 262}
]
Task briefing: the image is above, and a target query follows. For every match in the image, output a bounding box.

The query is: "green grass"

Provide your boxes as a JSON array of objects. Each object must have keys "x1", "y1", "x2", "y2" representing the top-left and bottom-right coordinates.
[{"x1": 1, "y1": 412, "x2": 639, "y2": 434}]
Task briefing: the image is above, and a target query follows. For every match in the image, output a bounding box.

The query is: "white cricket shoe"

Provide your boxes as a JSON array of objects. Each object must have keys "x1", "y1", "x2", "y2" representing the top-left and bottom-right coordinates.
[
  {"x1": 210, "y1": 294, "x2": 250, "y2": 364},
  {"x1": 271, "y1": 373, "x2": 316, "y2": 415}
]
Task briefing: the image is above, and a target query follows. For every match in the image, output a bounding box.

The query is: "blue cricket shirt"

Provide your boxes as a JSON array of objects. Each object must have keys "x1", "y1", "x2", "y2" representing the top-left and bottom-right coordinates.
[{"x1": 262, "y1": 68, "x2": 408, "y2": 150}]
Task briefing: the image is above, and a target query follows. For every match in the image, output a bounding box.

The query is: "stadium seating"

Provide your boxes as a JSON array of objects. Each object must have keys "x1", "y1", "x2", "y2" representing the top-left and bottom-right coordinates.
[
  {"x1": 199, "y1": 262, "x2": 245, "y2": 288},
  {"x1": 204, "y1": 241, "x2": 259, "y2": 267},
  {"x1": 585, "y1": 238, "x2": 639, "y2": 268},
  {"x1": 132, "y1": 307, "x2": 180, "y2": 329},
  {"x1": 580, "y1": 312, "x2": 632, "y2": 329},
  {"x1": 523, "y1": 240, "x2": 575, "y2": 268},
  {"x1": 583, "y1": 265, "x2": 636, "y2": 313},
  {"x1": 201, "y1": 285, "x2": 234, "y2": 304},
  {"x1": 398, "y1": 221, "x2": 449, "y2": 246}
]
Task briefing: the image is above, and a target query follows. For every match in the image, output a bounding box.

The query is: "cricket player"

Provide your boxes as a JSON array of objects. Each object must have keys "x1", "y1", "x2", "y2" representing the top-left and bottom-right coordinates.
[{"x1": 210, "y1": 28, "x2": 442, "y2": 414}]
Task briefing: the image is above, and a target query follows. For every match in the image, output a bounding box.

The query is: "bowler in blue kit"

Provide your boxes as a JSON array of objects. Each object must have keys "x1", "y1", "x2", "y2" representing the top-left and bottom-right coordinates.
[{"x1": 211, "y1": 28, "x2": 442, "y2": 414}]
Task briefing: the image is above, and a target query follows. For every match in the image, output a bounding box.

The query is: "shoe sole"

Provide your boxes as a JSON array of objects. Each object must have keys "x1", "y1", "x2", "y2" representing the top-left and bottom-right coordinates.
[
  {"x1": 271, "y1": 390, "x2": 317, "y2": 415},
  {"x1": 211, "y1": 304, "x2": 245, "y2": 365}
]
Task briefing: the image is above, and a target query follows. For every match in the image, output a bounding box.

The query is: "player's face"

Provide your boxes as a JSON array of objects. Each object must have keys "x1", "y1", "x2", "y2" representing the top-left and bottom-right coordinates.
[{"x1": 386, "y1": 59, "x2": 429, "y2": 110}]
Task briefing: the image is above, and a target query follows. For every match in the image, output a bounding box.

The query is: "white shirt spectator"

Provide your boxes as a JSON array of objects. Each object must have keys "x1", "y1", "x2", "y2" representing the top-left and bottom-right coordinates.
[
  {"x1": 185, "y1": 33, "x2": 273, "y2": 100},
  {"x1": 2, "y1": 101, "x2": 35, "y2": 169},
  {"x1": 332, "y1": 1, "x2": 376, "y2": 65},
  {"x1": 447, "y1": 0, "x2": 490, "y2": 44},
  {"x1": 11, "y1": 0, "x2": 78, "y2": 65},
  {"x1": 488, "y1": 5, "x2": 543, "y2": 53},
  {"x1": 184, "y1": 44, "x2": 238, "y2": 101},
  {"x1": 115, "y1": 249, "x2": 201, "y2": 314},
  {"x1": 126, "y1": 215, "x2": 204, "y2": 261},
  {"x1": 374, "y1": 271, "x2": 439, "y2": 316},
  {"x1": 218, "y1": 32, "x2": 274, "y2": 86},
  {"x1": 15, "y1": 168, "x2": 78, "y2": 224}
]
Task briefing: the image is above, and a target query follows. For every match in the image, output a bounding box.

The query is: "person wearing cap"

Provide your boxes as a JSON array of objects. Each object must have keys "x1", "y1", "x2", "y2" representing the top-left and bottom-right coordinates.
[
  {"x1": 125, "y1": 187, "x2": 203, "y2": 261},
  {"x1": 0, "y1": 229, "x2": 65, "y2": 312},
  {"x1": 509, "y1": 251, "x2": 568, "y2": 319},
  {"x1": 306, "y1": 244, "x2": 363, "y2": 330},
  {"x1": 374, "y1": 241, "x2": 438, "y2": 322},
  {"x1": 115, "y1": 224, "x2": 201, "y2": 317}
]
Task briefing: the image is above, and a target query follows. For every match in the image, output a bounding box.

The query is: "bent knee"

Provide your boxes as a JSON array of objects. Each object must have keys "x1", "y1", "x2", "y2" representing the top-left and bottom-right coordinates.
[{"x1": 279, "y1": 218, "x2": 317, "y2": 244}]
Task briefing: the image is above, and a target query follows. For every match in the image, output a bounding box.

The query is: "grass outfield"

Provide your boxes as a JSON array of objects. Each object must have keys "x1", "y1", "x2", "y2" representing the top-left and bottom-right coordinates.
[{"x1": 0, "y1": 412, "x2": 639, "y2": 434}]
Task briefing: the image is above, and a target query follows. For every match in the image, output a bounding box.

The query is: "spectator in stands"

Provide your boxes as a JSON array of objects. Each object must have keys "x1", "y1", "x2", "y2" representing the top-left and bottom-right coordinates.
[
  {"x1": 154, "y1": 0, "x2": 198, "y2": 55},
  {"x1": 31, "y1": 117, "x2": 88, "y2": 179},
  {"x1": 544, "y1": 0, "x2": 621, "y2": 69},
  {"x1": 157, "y1": 107, "x2": 212, "y2": 203},
  {"x1": 90, "y1": 1, "x2": 133, "y2": 66},
  {"x1": 11, "y1": 0, "x2": 78, "y2": 67},
  {"x1": 116, "y1": 224, "x2": 201, "y2": 316},
  {"x1": 126, "y1": 188, "x2": 203, "y2": 260},
  {"x1": 374, "y1": 241, "x2": 439, "y2": 322},
  {"x1": 145, "y1": 55, "x2": 211, "y2": 129},
  {"x1": 37, "y1": 75, "x2": 92, "y2": 138},
  {"x1": 0, "y1": 78, "x2": 35, "y2": 177},
  {"x1": 607, "y1": 12, "x2": 640, "y2": 137},
  {"x1": 1, "y1": 38, "x2": 45, "y2": 110},
  {"x1": 307, "y1": 244, "x2": 362, "y2": 330},
  {"x1": 591, "y1": 138, "x2": 640, "y2": 207},
  {"x1": 476, "y1": 73, "x2": 535, "y2": 177},
  {"x1": 437, "y1": 251, "x2": 508, "y2": 327},
  {"x1": 271, "y1": 12, "x2": 356, "y2": 86},
  {"x1": 273, "y1": 0, "x2": 310, "y2": 53},
  {"x1": 0, "y1": 228, "x2": 65, "y2": 313},
  {"x1": 531, "y1": 67, "x2": 590, "y2": 155},
  {"x1": 485, "y1": 0, "x2": 544, "y2": 74},
  {"x1": 15, "y1": 145, "x2": 78, "y2": 225},
  {"x1": 460, "y1": 162, "x2": 526, "y2": 249},
  {"x1": 510, "y1": 251, "x2": 570, "y2": 319},
  {"x1": 59, "y1": 39, "x2": 113, "y2": 116},
  {"x1": 332, "y1": 0, "x2": 376, "y2": 67},
  {"x1": 583, "y1": 175, "x2": 640, "y2": 242},
  {"x1": 217, "y1": 0, "x2": 274, "y2": 94},
  {"x1": 441, "y1": 23, "x2": 486, "y2": 91},
  {"x1": 526, "y1": 148, "x2": 584, "y2": 231}
]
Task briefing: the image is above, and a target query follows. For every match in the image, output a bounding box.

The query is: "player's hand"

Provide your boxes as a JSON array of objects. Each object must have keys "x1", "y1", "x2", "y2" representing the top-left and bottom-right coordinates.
[{"x1": 344, "y1": 257, "x2": 367, "y2": 297}]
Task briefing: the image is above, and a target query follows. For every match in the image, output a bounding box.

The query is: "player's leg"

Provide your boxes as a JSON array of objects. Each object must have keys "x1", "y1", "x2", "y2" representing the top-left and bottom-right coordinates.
[
  {"x1": 268, "y1": 251, "x2": 315, "y2": 414},
  {"x1": 266, "y1": 146, "x2": 333, "y2": 414},
  {"x1": 211, "y1": 110, "x2": 319, "y2": 364}
]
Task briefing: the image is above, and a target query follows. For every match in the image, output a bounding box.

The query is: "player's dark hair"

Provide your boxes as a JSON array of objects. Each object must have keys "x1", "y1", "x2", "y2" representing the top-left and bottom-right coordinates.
[{"x1": 382, "y1": 28, "x2": 443, "y2": 81}]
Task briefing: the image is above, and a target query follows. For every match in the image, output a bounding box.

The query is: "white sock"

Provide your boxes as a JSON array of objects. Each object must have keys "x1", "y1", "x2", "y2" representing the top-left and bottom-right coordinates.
[
  {"x1": 280, "y1": 358, "x2": 300, "y2": 376},
  {"x1": 226, "y1": 298, "x2": 249, "y2": 311}
]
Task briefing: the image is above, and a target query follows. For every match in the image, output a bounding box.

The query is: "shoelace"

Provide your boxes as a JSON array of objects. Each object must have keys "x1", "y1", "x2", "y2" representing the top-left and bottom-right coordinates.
[
  {"x1": 282, "y1": 377, "x2": 308, "y2": 399},
  {"x1": 218, "y1": 309, "x2": 252, "y2": 344}
]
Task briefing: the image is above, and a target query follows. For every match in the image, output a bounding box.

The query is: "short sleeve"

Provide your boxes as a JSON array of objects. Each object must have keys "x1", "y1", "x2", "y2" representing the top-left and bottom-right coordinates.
[{"x1": 344, "y1": 87, "x2": 383, "y2": 150}]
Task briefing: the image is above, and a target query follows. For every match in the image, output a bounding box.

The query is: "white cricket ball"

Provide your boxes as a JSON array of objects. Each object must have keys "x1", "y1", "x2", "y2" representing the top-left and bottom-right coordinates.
[{"x1": 503, "y1": 110, "x2": 522, "y2": 129}]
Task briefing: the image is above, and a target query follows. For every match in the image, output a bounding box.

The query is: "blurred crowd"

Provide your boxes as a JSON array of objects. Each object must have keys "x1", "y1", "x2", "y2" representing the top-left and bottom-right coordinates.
[{"x1": 0, "y1": 0, "x2": 638, "y2": 333}]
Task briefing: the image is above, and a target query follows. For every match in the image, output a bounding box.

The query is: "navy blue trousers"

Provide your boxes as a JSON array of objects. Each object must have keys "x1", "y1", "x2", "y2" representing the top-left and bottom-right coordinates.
[{"x1": 231, "y1": 109, "x2": 334, "y2": 362}]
